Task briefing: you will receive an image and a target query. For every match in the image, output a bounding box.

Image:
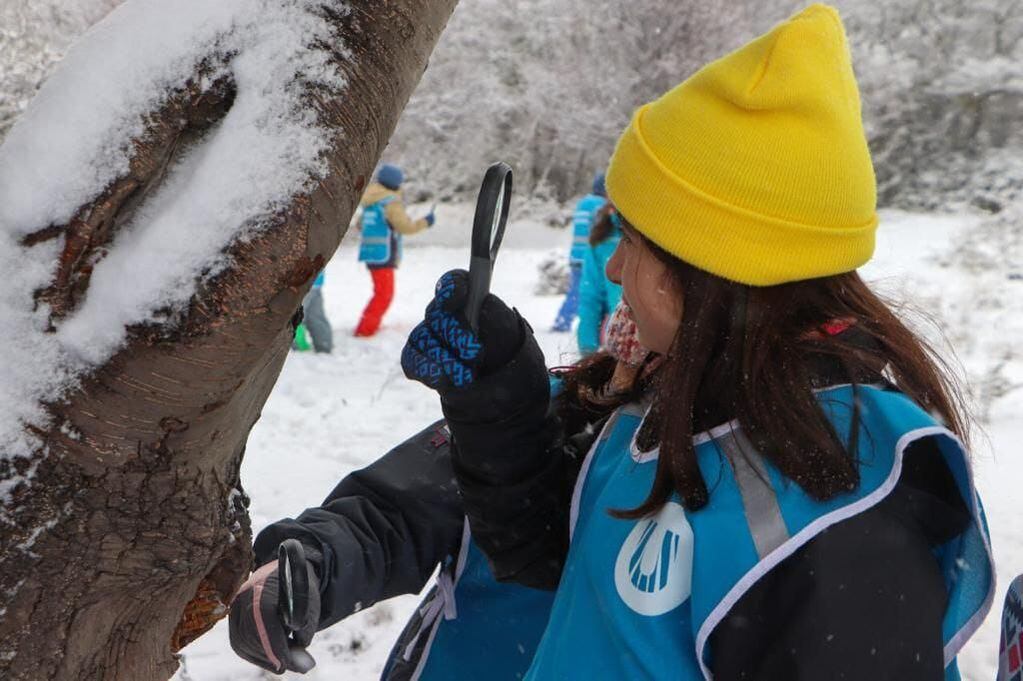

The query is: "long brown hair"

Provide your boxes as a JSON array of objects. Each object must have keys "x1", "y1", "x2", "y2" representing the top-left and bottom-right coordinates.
[
  {"x1": 558, "y1": 231, "x2": 970, "y2": 517},
  {"x1": 553, "y1": 350, "x2": 654, "y2": 439},
  {"x1": 588, "y1": 204, "x2": 619, "y2": 246}
]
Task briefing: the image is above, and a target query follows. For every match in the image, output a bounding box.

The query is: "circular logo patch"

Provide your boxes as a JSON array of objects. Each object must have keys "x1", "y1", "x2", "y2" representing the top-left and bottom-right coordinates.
[{"x1": 614, "y1": 501, "x2": 694, "y2": 616}]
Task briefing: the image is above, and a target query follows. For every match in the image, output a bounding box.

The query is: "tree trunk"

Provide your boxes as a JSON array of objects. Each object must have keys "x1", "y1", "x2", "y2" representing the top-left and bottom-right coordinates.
[{"x1": 0, "y1": 1, "x2": 459, "y2": 679}]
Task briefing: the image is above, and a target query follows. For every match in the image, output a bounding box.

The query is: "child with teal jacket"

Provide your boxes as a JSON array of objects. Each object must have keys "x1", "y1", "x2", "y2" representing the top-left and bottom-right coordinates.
[
  {"x1": 577, "y1": 206, "x2": 623, "y2": 354},
  {"x1": 551, "y1": 173, "x2": 607, "y2": 332}
]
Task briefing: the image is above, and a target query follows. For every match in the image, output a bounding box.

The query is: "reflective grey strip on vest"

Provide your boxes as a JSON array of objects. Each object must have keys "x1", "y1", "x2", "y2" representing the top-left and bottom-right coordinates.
[
  {"x1": 718, "y1": 429, "x2": 790, "y2": 560},
  {"x1": 620, "y1": 401, "x2": 648, "y2": 418},
  {"x1": 362, "y1": 236, "x2": 390, "y2": 244}
]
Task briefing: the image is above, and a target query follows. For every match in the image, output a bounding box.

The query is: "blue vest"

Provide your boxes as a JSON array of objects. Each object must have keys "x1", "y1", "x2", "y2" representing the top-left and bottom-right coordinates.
[
  {"x1": 570, "y1": 194, "x2": 606, "y2": 264},
  {"x1": 359, "y1": 197, "x2": 398, "y2": 265},
  {"x1": 386, "y1": 521, "x2": 556, "y2": 680},
  {"x1": 527, "y1": 385, "x2": 994, "y2": 680},
  {"x1": 313, "y1": 271, "x2": 324, "y2": 288}
]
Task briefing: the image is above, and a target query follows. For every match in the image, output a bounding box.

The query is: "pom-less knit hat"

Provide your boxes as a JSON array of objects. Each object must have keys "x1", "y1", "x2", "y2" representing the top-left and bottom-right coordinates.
[
  {"x1": 377, "y1": 163, "x2": 404, "y2": 190},
  {"x1": 606, "y1": 4, "x2": 877, "y2": 286}
]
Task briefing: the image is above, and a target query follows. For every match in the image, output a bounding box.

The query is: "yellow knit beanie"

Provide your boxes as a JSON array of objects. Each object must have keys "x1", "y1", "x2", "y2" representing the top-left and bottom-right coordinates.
[{"x1": 606, "y1": 4, "x2": 877, "y2": 286}]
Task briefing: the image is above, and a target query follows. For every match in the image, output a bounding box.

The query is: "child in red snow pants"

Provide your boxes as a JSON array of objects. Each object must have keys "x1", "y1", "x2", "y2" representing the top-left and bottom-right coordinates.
[{"x1": 355, "y1": 267, "x2": 395, "y2": 337}]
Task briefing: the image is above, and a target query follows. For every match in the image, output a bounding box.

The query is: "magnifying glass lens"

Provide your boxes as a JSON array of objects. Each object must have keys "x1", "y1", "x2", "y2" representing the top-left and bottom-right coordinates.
[
  {"x1": 467, "y1": 162, "x2": 512, "y2": 331},
  {"x1": 283, "y1": 555, "x2": 294, "y2": 620}
]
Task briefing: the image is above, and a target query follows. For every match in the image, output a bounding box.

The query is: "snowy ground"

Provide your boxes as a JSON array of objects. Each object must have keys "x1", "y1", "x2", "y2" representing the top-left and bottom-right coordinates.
[{"x1": 174, "y1": 205, "x2": 1021, "y2": 680}]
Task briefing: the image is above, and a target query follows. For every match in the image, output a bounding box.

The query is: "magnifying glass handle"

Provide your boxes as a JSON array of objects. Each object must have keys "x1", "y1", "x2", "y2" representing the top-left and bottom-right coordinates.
[
  {"x1": 467, "y1": 162, "x2": 512, "y2": 332},
  {"x1": 276, "y1": 539, "x2": 318, "y2": 673},
  {"x1": 466, "y1": 256, "x2": 492, "y2": 332}
]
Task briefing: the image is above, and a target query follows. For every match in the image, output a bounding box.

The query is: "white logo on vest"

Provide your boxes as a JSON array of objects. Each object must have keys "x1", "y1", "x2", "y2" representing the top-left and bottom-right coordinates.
[{"x1": 614, "y1": 501, "x2": 694, "y2": 616}]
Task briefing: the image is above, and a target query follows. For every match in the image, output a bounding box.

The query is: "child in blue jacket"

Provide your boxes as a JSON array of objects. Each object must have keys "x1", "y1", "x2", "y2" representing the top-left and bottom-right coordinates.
[
  {"x1": 551, "y1": 172, "x2": 606, "y2": 332},
  {"x1": 577, "y1": 204, "x2": 623, "y2": 354},
  {"x1": 401, "y1": 6, "x2": 994, "y2": 679}
]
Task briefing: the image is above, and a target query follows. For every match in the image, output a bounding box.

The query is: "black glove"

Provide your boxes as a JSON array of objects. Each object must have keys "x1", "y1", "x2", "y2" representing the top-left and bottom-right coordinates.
[
  {"x1": 401, "y1": 269, "x2": 548, "y2": 423},
  {"x1": 401, "y1": 270, "x2": 524, "y2": 385},
  {"x1": 229, "y1": 549, "x2": 321, "y2": 675}
]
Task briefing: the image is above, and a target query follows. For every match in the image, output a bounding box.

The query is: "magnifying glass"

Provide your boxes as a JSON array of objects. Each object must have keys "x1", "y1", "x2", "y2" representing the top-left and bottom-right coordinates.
[
  {"x1": 466, "y1": 162, "x2": 512, "y2": 332},
  {"x1": 277, "y1": 538, "x2": 316, "y2": 672}
]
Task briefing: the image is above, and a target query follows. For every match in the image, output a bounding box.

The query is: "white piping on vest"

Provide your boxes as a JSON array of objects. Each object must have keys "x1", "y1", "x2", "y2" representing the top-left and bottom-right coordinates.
[
  {"x1": 627, "y1": 402, "x2": 658, "y2": 463},
  {"x1": 627, "y1": 402, "x2": 741, "y2": 464},
  {"x1": 407, "y1": 519, "x2": 472, "y2": 680},
  {"x1": 625, "y1": 384, "x2": 888, "y2": 464},
  {"x1": 693, "y1": 425, "x2": 995, "y2": 680},
  {"x1": 570, "y1": 413, "x2": 617, "y2": 540}
]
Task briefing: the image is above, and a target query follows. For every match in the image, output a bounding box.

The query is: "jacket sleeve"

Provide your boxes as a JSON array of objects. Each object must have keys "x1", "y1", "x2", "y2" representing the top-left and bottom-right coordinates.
[
  {"x1": 252, "y1": 420, "x2": 465, "y2": 630},
  {"x1": 384, "y1": 198, "x2": 430, "y2": 236},
  {"x1": 441, "y1": 335, "x2": 588, "y2": 591},
  {"x1": 710, "y1": 438, "x2": 971, "y2": 680},
  {"x1": 576, "y1": 247, "x2": 605, "y2": 354}
]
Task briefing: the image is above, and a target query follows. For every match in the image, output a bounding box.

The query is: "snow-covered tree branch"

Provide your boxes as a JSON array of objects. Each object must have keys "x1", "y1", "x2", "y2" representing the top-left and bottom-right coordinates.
[{"x1": 0, "y1": 0, "x2": 458, "y2": 678}]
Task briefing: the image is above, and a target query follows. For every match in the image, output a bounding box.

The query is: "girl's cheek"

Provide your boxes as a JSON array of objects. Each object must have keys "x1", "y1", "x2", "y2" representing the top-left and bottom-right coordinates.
[
  {"x1": 633, "y1": 261, "x2": 682, "y2": 349},
  {"x1": 614, "y1": 251, "x2": 633, "y2": 295},
  {"x1": 651, "y1": 295, "x2": 682, "y2": 335}
]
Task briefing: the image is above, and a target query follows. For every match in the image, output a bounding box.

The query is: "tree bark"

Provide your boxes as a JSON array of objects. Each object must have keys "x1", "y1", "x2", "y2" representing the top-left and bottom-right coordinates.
[{"x1": 0, "y1": 1, "x2": 459, "y2": 679}]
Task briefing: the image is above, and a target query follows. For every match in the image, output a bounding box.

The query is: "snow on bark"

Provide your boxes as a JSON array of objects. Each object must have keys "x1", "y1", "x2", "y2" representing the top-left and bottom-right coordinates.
[
  {"x1": 0, "y1": 0, "x2": 122, "y2": 140},
  {"x1": 0, "y1": 0, "x2": 345, "y2": 465}
]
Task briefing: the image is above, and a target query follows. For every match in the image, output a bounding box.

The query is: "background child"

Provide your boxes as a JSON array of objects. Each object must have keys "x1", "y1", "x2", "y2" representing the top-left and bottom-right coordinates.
[
  {"x1": 551, "y1": 171, "x2": 606, "y2": 332},
  {"x1": 577, "y1": 203, "x2": 623, "y2": 354},
  {"x1": 355, "y1": 164, "x2": 435, "y2": 338}
]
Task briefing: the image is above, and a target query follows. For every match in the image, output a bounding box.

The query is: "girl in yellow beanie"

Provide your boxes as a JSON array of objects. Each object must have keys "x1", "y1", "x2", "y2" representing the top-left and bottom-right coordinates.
[{"x1": 402, "y1": 5, "x2": 993, "y2": 679}]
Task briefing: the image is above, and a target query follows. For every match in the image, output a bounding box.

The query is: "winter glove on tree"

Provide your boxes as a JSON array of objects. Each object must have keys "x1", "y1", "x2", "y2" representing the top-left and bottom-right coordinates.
[
  {"x1": 228, "y1": 551, "x2": 321, "y2": 675},
  {"x1": 402, "y1": 269, "x2": 548, "y2": 423}
]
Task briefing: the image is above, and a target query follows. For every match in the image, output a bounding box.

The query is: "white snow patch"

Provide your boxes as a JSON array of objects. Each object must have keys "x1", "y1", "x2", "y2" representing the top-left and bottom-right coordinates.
[{"x1": 59, "y1": 419, "x2": 82, "y2": 441}]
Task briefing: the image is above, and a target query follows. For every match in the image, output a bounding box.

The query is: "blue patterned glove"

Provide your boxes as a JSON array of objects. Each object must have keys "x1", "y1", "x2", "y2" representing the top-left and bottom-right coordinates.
[{"x1": 402, "y1": 270, "x2": 524, "y2": 392}]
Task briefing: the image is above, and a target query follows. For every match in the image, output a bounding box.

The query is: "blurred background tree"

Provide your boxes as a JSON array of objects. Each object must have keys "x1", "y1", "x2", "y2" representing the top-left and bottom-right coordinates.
[{"x1": 4, "y1": 0, "x2": 1022, "y2": 209}]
